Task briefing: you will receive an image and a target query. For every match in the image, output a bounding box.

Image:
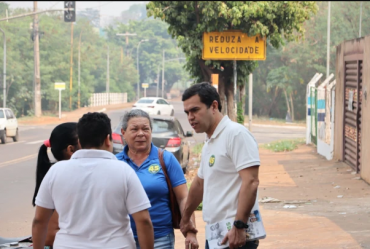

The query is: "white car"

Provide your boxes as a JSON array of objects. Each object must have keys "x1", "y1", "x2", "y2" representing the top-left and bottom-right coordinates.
[
  {"x1": 132, "y1": 97, "x2": 175, "y2": 116},
  {"x1": 0, "y1": 108, "x2": 19, "y2": 144}
]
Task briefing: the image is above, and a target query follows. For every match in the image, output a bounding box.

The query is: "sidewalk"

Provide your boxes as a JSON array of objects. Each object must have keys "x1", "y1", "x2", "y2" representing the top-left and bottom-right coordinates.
[
  {"x1": 18, "y1": 102, "x2": 134, "y2": 126},
  {"x1": 175, "y1": 145, "x2": 370, "y2": 249}
]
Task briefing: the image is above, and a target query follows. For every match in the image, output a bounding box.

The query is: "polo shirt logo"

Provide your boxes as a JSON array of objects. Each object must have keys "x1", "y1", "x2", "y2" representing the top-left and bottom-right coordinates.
[
  {"x1": 148, "y1": 164, "x2": 160, "y2": 174},
  {"x1": 209, "y1": 155, "x2": 216, "y2": 167}
]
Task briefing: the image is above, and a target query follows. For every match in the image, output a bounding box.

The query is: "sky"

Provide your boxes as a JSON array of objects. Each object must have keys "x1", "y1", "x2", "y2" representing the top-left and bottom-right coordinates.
[{"x1": 4, "y1": 1, "x2": 149, "y2": 17}]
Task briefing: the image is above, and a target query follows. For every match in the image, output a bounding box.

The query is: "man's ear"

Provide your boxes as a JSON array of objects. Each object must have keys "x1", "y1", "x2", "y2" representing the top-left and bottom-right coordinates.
[
  {"x1": 212, "y1": 100, "x2": 218, "y2": 112},
  {"x1": 105, "y1": 134, "x2": 111, "y2": 147},
  {"x1": 121, "y1": 128, "x2": 125, "y2": 136}
]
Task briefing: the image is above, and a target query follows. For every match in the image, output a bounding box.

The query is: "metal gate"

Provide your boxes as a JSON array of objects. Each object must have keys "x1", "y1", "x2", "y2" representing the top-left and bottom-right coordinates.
[{"x1": 343, "y1": 58, "x2": 362, "y2": 172}]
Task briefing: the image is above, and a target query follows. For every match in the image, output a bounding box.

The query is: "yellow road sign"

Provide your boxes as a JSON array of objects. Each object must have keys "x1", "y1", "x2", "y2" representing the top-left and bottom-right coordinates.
[
  {"x1": 142, "y1": 83, "x2": 149, "y2": 88},
  {"x1": 55, "y1": 82, "x2": 66, "y2": 90},
  {"x1": 202, "y1": 31, "x2": 266, "y2": 61}
]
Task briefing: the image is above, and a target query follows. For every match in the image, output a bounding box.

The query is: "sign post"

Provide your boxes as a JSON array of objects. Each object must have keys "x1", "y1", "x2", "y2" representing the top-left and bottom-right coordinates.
[
  {"x1": 142, "y1": 83, "x2": 149, "y2": 97},
  {"x1": 202, "y1": 30, "x2": 266, "y2": 125},
  {"x1": 55, "y1": 82, "x2": 66, "y2": 119}
]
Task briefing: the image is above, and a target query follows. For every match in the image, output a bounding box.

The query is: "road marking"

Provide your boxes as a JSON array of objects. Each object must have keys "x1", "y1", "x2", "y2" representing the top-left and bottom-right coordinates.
[
  {"x1": 3, "y1": 140, "x2": 26, "y2": 145},
  {"x1": 26, "y1": 140, "x2": 45, "y2": 145},
  {"x1": 0, "y1": 154, "x2": 37, "y2": 168}
]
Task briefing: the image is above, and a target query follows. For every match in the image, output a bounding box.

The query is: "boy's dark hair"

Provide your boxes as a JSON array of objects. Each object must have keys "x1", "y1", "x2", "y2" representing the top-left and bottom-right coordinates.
[
  {"x1": 182, "y1": 82, "x2": 222, "y2": 112},
  {"x1": 77, "y1": 112, "x2": 112, "y2": 149}
]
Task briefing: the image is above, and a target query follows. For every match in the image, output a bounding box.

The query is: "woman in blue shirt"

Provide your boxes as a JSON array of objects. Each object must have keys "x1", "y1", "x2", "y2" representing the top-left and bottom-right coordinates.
[{"x1": 116, "y1": 109, "x2": 198, "y2": 249}]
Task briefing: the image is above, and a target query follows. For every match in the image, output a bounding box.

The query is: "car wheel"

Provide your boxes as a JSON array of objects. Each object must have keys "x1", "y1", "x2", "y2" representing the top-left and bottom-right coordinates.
[
  {"x1": 157, "y1": 111, "x2": 161, "y2": 115},
  {"x1": 1, "y1": 129, "x2": 6, "y2": 144},
  {"x1": 13, "y1": 129, "x2": 19, "y2": 142},
  {"x1": 170, "y1": 109, "x2": 174, "y2": 116}
]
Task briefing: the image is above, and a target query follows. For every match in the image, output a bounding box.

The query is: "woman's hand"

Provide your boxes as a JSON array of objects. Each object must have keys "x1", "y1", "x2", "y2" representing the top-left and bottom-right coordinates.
[{"x1": 185, "y1": 232, "x2": 199, "y2": 249}]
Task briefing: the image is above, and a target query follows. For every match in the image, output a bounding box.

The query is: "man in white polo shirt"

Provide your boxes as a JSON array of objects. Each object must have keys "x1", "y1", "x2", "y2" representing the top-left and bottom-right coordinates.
[
  {"x1": 32, "y1": 112, "x2": 154, "y2": 249},
  {"x1": 180, "y1": 82, "x2": 262, "y2": 249}
]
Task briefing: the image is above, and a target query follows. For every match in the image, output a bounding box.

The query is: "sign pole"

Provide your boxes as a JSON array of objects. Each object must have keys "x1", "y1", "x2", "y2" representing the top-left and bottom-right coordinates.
[
  {"x1": 233, "y1": 60, "x2": 237, "y2": 117},
  {"x1": 144, "y1": 87, "x2": 146, "y2": 97},
  {"x1": 59, "y1": 89, "x2": 62, "y2": 120},
  {"x1": 249, "y1": 73, "x2": 253, "y2": 131}
]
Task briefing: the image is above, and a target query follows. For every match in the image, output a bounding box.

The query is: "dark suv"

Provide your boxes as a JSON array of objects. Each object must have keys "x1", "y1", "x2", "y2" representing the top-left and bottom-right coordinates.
[{"x1": 112, "y1": 115, "x2": 193, "y2": 173}]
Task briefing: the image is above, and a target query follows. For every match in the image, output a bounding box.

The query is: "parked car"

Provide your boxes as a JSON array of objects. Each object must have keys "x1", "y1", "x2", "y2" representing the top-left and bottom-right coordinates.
[
  {"x1": 0, "y1": 108, "x2": 19, "y2": 144},
  {"x1": 112, "y1": 116, "x2": 193, "y2": 173},
  {"x1": 132, "y1": 97, "x2": 174, "y2": 116}
]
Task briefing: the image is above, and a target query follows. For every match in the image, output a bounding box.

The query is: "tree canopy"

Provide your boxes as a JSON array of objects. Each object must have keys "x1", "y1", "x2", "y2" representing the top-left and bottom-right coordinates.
[{"x1": 147, "y1": 1, "x2": 318, "y2": 120}]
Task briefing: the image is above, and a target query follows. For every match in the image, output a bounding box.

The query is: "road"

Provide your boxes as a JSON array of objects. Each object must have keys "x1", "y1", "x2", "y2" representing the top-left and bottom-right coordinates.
[{"x1": 0, "y1": 101, "x2": 305, "y2": 237}]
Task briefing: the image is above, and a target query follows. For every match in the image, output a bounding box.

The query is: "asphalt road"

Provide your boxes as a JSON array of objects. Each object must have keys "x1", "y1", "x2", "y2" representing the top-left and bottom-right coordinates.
[{"x1": 0, "y1": 101, "x2": 305, "y2": 238}]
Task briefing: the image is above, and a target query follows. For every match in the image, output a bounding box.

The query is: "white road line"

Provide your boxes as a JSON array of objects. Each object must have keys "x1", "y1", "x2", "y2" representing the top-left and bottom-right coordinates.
[
  {"x1": 26, "y1": 140, "x2": 45, "y2": 145},
  {"x1": 0, "y1": 154, "x2": 37, "y2": 168},
  {"x1": 3, "y1": 140, "x2": 26, "y2": 145}
]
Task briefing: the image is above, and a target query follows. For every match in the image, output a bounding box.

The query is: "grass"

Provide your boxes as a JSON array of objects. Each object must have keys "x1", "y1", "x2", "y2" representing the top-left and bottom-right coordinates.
[
  {"x1": 192, "y1": 142, "x2": 204, "y2": 155},
  {"x1": 261, "y1": 138, "x2": 305, "y2": 152}
]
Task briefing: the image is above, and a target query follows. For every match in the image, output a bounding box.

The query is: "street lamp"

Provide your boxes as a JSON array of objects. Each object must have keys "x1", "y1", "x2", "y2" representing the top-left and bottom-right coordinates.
[
  {"x1": 136, "y1": 39, "x2": 148, "y2": 100},
  {"x1": 0, "y1": 28, "x2": 6, "y2": 108}
]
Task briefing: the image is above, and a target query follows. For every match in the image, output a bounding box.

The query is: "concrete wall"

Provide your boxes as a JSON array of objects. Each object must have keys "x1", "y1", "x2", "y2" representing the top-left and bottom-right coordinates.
[{"x1": 360, "y1": 37, "x2": 370, "y2": 183}]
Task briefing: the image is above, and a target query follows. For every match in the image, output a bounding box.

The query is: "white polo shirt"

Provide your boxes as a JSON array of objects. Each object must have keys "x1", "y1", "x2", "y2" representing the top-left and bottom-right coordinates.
[
  {"x1": 36, "y1": 149, "x2": 151, "y2": 249},
  {"x1": 198, "y1": 116, "x2": 260, "y2": 224}
]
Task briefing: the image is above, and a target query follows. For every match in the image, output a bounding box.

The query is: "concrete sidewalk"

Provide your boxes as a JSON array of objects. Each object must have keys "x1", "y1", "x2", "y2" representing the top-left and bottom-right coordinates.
[{"x1": 175, "y1": 145, "x2": 370, "y2": 249}]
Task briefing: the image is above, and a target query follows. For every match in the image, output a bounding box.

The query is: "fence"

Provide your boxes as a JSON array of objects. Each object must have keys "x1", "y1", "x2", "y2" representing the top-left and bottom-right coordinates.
[{"x1": 89, "y1": 93, "x2": 127, "y2": 107}]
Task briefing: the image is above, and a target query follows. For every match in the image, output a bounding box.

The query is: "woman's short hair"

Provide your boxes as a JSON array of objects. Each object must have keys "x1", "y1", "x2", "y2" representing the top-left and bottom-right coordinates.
[{"x1": 121, "y1": 109, "x2": 152, "y2": 131}]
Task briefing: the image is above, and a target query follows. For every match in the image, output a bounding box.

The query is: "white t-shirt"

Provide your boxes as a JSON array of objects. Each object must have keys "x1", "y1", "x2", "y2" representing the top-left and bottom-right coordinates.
[
  {"x1": 198, "y1": 116, "x2": 260, "y2": 224},
  {"x1": 36, "y1": 149, "x2": 151, "y2": 249}
]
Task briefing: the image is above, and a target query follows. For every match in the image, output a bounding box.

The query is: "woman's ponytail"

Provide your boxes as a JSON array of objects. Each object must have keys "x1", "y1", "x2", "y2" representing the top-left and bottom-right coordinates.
[{"x1": 32, "y1": 144, "x2": 53, "y2": 206}]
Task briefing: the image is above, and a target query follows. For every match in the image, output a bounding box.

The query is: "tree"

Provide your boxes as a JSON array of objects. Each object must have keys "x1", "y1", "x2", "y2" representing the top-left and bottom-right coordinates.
[{"x1": 147, "y1": 1, "x2": 318, "y2": 121}]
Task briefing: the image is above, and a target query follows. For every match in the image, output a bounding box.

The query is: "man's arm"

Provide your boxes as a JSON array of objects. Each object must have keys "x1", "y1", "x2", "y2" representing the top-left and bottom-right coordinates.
[
  {"x1": 221, "y1": 166, "x2": 259, "y2": 249},
  {"x1": 173, "y1": 184, "x2": 199, "y2": 249},
  {"x1": 180, "y1": 175, "x2": 204, "y2": 236},
  {"x1": 131, "y1": 209, "x2": 154, "y2": 249},
  {"x1": 44, "y1": 211, "x2": 59, "y2": 246},
  {"x1": 32, "y1": 206, "x2": 54, "y2": 249}
]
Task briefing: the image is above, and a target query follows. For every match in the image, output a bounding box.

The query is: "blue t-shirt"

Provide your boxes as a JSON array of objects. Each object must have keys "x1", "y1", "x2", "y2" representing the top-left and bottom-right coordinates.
[{"x1": 116, "y1": 143, "x2": 186, "y2": 239}]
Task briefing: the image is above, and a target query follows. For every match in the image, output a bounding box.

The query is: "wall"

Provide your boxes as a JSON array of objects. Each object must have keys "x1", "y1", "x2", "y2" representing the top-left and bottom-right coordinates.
[{"x1": 360, "y1": 36, "x2": 370, "y2": 183}]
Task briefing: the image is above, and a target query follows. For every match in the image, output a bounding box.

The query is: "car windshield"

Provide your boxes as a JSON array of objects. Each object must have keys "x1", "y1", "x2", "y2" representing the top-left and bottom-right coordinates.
[
  {"x1": 152, "y1": 119, "x2": 176, "y2": 133},
  {"x1": 0, "y1": 110, "x2": 4, "y2": 119},
  {"x1": 137, "y1": 99, "x2": 154, "y2": 104}
]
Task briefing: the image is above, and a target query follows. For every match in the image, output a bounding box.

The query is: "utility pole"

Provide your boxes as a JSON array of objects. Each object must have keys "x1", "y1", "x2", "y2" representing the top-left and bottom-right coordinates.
[
  {"x1": 116, "y1": 32, "x2": 137, "y2": 57},
  {"x1": 233, "y1": 60, "x2": 237, "y2": 119},
  {"x1": 326, "y1": 1, "x2": 331, "y2": 79},
  {"x1": 78, "y1": 30, "x2": 82, "y2": 108},
  {"x1": 156, "y1": 64, "x2": 160, "y2": 97},
  {"x1": 69, "y1": 22, "x2": 74, "y2": 110},
  {"x1": 162, "y1": 50, "x2": 165, "y2": 98},
  {"x1": 107, "y1": 44, "x2": 110, "y2": 105},
  {"x1": 34, "y1": 1, "x2": 41, "y2": 117},
  {"x1": 359, "y1": 2, "x2": 363, "y2": 37},
  {"x1": 0, "y1": 28, "x2": 6, "y2": 108}
]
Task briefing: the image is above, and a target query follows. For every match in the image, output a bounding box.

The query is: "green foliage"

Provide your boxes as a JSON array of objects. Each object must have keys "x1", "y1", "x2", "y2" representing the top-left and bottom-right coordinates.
[
  {"x1": 237, "y1": 101, "x2": 244, "y2": 124},
  {"x1": 0, "y1": 6, "x2": 137, "y2": 116},
  {"x1": 261, "y1": 138, "x2": 305, "y2": 152},
  {"x1": 192, "y1": 142, "x2": 204, "y2": 155},
  {"x1": 105, "y1": 18, "x2": 190, "y2": 94},
  {"x1": 147, "y1": 1, "x2": 317, "y2": 90}
]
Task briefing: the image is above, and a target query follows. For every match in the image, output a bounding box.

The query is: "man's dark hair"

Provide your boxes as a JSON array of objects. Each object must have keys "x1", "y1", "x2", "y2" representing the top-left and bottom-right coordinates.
[
  {"x1": 182, "y1": 82, "x2": 222, "y2": 112},
  {"x1": 77, "y1": 112, "x2": 112, "y2": 149}
]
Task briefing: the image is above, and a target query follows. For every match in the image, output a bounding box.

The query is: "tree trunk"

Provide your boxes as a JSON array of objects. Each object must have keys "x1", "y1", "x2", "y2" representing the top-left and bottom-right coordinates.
[
  {"x1": 283, "y1": 89, "x2": 291, "y2": 116},
  {"x1": 267, "y1": 86, "x2": 279, "y2": 117},
  {"x1": 218, "y1": 76, "x2": 227, "y2": 115},
  {"x1": 289, "y1": 92, "x2": 295, "y2": 121},
  {"x1": 226, "y1": 80, "x2": 236, "y2": 121}
]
